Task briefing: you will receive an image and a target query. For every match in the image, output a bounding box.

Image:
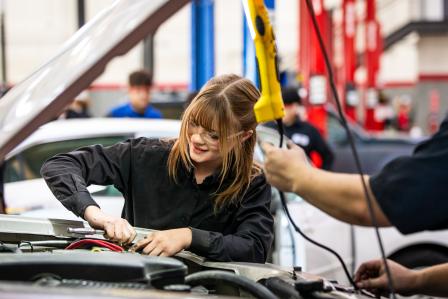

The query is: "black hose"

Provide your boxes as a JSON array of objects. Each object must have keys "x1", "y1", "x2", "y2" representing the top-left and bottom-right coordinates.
[
  {"x1": 185, "y1": 270, "x2": 277, "y2": 299},
  {"x1": 279, "y1": 190, "x2": 356, "y2": 288},
  {"x1": 276, "y1": 119, "x2": 284, "y2": 148},
  {"x1": 302, "y1": 0, "x2": 396, "y2": 297},
  {"x1": 276, "y1": 118, "x2": 356, "y2": 287},
  {"x1": 261, "y1": 277, "x2": 301, "y2": 299}
]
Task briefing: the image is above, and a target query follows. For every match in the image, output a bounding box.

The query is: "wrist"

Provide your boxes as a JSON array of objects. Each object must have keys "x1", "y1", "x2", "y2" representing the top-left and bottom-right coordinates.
[
  {"x1": 412, "y1": 268, "x2": 427, "y2": 293},
  {"x1": 84, "y1": 206, "x2": 110, "y2": 229},
  {"x1": 293, "y1": 165, "x2": 318, "y2": 196},
  {"x1": 183, "y1": 227, "x2": 192, "y2": 249}
]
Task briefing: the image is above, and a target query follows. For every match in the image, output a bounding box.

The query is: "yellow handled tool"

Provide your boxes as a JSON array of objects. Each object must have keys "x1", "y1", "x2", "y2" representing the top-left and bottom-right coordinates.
[{"x1": 242, "y1": 0, "x2": 284, "y2": 123}]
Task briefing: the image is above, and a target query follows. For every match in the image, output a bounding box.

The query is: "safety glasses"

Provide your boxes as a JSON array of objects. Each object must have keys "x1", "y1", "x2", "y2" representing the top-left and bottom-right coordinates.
[{"x1": 187, "y1": 121, "x2": 245, "y2": 145}]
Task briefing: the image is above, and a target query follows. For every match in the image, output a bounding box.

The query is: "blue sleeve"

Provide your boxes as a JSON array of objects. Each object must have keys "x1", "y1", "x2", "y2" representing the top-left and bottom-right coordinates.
[
  {"x1": 152, "y1": 108, "x2": 163, "y2": 119},
  {"x1": 107, "y1": 107, "x2": 119, "y2": 117}
]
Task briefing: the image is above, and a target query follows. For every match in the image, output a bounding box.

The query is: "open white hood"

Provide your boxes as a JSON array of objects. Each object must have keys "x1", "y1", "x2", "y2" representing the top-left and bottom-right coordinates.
[{"x1": 0, "y1": 0, "x2": 189, "y2": 160}]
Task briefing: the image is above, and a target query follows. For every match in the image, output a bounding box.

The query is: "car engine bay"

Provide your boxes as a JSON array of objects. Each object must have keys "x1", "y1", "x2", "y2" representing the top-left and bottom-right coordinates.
[{"x1": 0, "y1": 214, "x2": 377, "y2": 299}]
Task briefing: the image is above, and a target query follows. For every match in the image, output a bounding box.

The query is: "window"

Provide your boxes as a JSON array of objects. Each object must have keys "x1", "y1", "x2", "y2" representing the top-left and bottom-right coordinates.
[
  {"x1": 5, "y1": 136, "x2": 130, "y2": 183},
  {"x1": 327, "y1": 115, "x2": 348, "y2": 145}
]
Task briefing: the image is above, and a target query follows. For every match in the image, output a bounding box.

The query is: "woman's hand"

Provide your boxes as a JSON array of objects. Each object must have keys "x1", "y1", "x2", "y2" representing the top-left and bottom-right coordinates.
[
  {"x1": 130, "y1": 228, "x2": 192, "y2": 257},
  {"x1": 84, "y1": 205, "x2": 136, "y2": 245}
]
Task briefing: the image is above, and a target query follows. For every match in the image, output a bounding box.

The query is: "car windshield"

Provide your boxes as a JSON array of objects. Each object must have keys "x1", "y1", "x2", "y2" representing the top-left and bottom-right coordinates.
[
  {"x1": 4, "y1": 136, "x2": 129, "y2": 183},
  {"x1": 327, "y1": 114, "x2": 350, "y2": 145}
]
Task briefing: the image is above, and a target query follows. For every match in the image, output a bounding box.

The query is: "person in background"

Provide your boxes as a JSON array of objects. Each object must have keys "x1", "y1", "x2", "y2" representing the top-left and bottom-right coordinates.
[
  {"x1": 374, "y1": 92, "x2": 395, "y2": 131},
  {"x1": 41, "y1": 74, "x2": 273, "y2": 263},
  {"x1": 107, "y1": 69, "x2": 162, "y2": 119},
  {"x1": 264, "y1": 87, "x2": 334, "y2": 170},
  {"x1": 395, "y1": 96, "x2": 412, "y2": 132},
  {"x1": 59, "y1": 90, "x2": 91, "y2": 119}
]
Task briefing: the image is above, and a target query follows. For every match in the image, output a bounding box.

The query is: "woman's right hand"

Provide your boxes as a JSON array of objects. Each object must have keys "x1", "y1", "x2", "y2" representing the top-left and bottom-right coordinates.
[{"x1": 84, "y1": 205, "x2": 136, "y2": 245}]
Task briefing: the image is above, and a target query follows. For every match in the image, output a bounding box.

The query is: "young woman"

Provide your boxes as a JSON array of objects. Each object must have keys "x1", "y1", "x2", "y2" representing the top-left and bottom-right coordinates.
[{"x1": 41, "y1": 74, "x2": 274, "y2": 263}]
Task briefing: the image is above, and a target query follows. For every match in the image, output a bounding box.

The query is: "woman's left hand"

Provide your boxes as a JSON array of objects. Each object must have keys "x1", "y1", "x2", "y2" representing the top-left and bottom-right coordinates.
[{"x1": 130, "y1": 228, "x2": 192, "y2": 256}]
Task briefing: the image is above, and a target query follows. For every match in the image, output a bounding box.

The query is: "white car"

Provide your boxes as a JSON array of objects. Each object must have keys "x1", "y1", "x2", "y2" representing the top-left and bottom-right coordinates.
[
  {"x1": 0, "y1": 0, "x2": 404, "y2": 297},
  {"x1": 0, "y1": 1, "x2": 336, "y2": 297},
  {"x1": 4, "y1": 117, "x2": 448, "y2": 284},
  {"x1": 4, "y1": 118, "x2": 181, "y2": 218}
]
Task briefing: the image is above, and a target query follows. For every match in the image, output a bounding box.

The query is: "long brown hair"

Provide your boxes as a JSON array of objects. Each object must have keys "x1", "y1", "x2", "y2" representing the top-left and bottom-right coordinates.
[{"x1": 168, "y1": 74, "x2": 261, "y2": 209}]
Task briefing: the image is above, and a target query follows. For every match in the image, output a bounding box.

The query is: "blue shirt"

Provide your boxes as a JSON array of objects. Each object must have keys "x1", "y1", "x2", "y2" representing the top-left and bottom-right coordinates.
[{"x1": 108, "y1": 102, "x2": 162, "y2": 119}]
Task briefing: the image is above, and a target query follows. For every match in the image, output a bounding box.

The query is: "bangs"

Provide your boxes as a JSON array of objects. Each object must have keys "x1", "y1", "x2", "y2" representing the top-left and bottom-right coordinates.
[
  {"x1": 187, "y1": 98, "x2": 219, "y2": 131},
  {"x1": 184, "y1": 95, "x2": 239, "y2": 137}
]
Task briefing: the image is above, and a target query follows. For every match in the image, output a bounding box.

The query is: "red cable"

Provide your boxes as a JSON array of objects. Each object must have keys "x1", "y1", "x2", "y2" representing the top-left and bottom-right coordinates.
[{"x1": 65, "y1": 239, "x2": 124, "y2": 252}]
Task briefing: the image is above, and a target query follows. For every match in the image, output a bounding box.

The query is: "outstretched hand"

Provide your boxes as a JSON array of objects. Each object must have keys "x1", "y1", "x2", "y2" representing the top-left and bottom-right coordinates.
[{"x1": 262, "y1": 141, "x2": 311, "y2": 193}]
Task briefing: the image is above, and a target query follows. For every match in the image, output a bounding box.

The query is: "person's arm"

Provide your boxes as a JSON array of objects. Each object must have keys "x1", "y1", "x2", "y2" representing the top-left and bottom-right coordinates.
[
  {"x1": 262, "y1": 142, "x2": 390, "y2": 226},
  {"x1": 41, "y1": 141, "x2": 132, "y2": 216},
  {"x1": 417, "y1": 262, "x2": 448, "y2": 296},
  {"x1": 194, "y1": 175, "x2": 274, "y2": 262},
  {"x1": 355, "y1": 259, "x2": 448, "y2": 297},
  {"x1": 41, "y1": 139, "x2": 138, "y2": 243}
]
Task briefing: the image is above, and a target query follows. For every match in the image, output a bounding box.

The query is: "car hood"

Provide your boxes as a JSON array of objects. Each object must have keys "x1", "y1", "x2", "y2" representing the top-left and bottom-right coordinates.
[
  {"x1": 0, "y1": 214, "x2": 297, "y2": 282},
  {"x1": 4, "y1": 178, "x2": 113, "y2": 213},
  {"x1": 0, "y1": 0, "x2": 189, "y2": 161}
]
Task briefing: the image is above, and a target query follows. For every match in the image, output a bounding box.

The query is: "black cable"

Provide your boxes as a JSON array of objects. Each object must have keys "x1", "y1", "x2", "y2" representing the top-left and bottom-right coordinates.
[
  {"x1": 302, "y1": 0, "x2": 396, "y2": 297},
  {"x1": 286, "y1": 217, "x2": 298, "y2": 266},
  {"x1": 275, "y1": 117, "x2": 357, "y2": 289},
  {"x1": 273, "y1": 120, "x2": 300, "y2": 267},
  {"x1": 276, "y1": 117, "x2": 356, "y2": 288},
  {"x1": 277, "y1": 119, "x2": 284, "y2": 148},
  {"x1": 261, "y1": 277, "x2": 301, "y2": 299},
  {"x1": 279, "y1": 188, "x2": 356, "y2": 288},
  {"x1": 185, "y1": 270, "x2": 277, "y2": 299}
]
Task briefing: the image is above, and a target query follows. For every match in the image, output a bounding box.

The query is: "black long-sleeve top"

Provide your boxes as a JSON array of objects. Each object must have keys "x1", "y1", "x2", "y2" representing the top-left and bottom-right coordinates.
[
  {"x1": 370, "y1": 116, "x2": 448, "y2": 234},
  {"x1": 41, "y1": 138, "x2": 274, "y2": 263}
]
